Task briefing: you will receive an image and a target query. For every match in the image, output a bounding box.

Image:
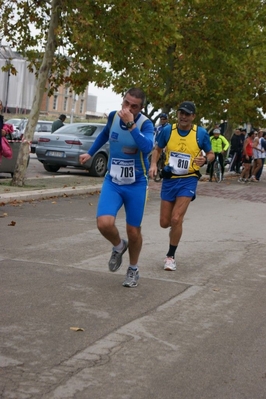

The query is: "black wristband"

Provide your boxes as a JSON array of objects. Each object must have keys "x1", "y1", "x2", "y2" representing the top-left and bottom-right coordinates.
[{"x1": 204, "y1": 155, "x2": 208, "y2": 164}]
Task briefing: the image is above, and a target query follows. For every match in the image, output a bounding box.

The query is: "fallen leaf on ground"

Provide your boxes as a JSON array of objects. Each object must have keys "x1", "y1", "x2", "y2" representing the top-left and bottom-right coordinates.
[
  {"x1": 0, "y1": 213, "x2": 8, "y2": 218},
  {"x1": 70, "y1": 327, "x2": 84, "y2": 332},
  {"x1": 8, "y1": 221, "x2": 16, "y2": 226}
]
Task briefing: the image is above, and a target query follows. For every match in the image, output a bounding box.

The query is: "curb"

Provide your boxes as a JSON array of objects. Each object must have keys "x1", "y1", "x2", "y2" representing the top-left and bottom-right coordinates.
[{"x1": 0, "y1": 184, "x2": 103, "y2": 204}]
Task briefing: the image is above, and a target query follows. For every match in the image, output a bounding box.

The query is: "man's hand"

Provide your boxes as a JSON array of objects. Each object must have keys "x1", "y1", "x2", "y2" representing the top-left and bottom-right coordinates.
[
  {"x1": 194, "y1": 155, "x2": 207, "y2": 167},
  {"x1": 118, "y1": 108, "x2": 134, "y2": 125},
  {"x1": 149, "y1": 164, "x2": 158, "y2": 179},
  {"x1": 79, "y1": 153, "x2": 91, "y2": 165}
]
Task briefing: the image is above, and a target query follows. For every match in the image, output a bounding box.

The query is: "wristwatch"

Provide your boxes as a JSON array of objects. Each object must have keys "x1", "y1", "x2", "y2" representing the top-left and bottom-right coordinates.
[{"x1": 126, "y1": 121, "x2": 135, "y2": 129}]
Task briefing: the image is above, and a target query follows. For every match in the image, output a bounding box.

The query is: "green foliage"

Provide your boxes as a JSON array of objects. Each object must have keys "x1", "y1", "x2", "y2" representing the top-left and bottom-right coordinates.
[{"x1": 1, "y1": 0, "x2": 266, "y2": 127}]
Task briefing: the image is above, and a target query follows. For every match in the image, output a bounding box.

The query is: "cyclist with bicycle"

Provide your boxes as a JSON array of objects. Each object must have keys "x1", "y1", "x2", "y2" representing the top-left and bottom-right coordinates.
[{"x1": 209, "y1": 128, "x2": 229, "y2": 182}]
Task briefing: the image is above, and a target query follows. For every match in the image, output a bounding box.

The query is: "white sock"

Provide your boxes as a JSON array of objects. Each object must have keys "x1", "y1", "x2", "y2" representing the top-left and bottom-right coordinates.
[{"x1": 114, "y1": 240, "x2": 124, "y2": 252}]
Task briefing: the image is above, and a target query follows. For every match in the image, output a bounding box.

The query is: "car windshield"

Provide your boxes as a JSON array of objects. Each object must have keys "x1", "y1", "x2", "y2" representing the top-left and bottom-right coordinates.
[
  {"x1": 6, "y1": 119, "x2": 22, "y2": 127},
  {"x1": 36, "y1": 122, "x2": 52, "y2": 132},
  {"x1": 57, "y1": 124, "x2": 98, "y2": 136}
]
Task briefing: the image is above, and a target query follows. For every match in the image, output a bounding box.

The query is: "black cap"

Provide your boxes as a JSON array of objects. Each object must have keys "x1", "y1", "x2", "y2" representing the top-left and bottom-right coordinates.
[{"x1": 178, "y1": 101, "x2": 196, "y2": 115}]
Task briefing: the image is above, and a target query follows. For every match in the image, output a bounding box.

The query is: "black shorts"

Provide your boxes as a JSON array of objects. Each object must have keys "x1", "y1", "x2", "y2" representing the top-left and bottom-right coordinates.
[{"x1": 242, "y1": 155, "x2": 252, "y2": 164}]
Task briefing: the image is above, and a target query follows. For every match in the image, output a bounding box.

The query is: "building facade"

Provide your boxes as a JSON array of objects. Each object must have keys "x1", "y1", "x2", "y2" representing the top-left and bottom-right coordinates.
[{"x1": 0, "y1": 45, "x2": 98, "y2": 119}]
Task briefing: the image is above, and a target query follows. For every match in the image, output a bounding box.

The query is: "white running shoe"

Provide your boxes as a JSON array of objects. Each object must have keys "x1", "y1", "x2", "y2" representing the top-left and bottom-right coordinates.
[{"x1": 164, "y1": 257, "x2": 176, "y2": 271}]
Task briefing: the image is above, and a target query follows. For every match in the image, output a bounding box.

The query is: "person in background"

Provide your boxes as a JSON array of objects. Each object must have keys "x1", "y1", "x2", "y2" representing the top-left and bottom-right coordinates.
[
  {"x1": 251, "y1": 130, "x2": 264, "y2": 182},
  {"x1": 209, "y1": 122, "x2": 221, "y2": 138},
  {"x1": 51, "y1": 114, "x2": 66, "y2": 133},
  {"x1": 206, "y1": 122, "x2": 221, "y2": 174},
  {"x1": 256, "y1": 131, "x2": 266, "y2": 180},
  {"x1": 154, "y1": 113, "x2": 169, "y2": 143},
  {"x1": 0, "y1": 112, "x2": 3, "y2": 153},
  {"x1": 79, "y1": 88, "x2": 154, "y2": 288},
  {"x1": 229, "y1": 128, "x2": 244, "y2": 174},
  {"x1": 238, "y1": 131, "x2": 255, "y2": 183},
  {"x1": 209, "y1": 128, "x2": 229, "y2": 181},
  {"x1": 149, "y1": 101, "x2": 214, "y2": 271},
  {"x1": 0, "y1": 100, "x2": 3, "y2": 115}
]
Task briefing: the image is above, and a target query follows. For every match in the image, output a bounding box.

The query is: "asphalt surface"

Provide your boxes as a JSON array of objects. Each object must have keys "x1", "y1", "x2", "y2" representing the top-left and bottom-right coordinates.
[{"x1": 1, "y1": 163, "x2": 266, "y2": 398}]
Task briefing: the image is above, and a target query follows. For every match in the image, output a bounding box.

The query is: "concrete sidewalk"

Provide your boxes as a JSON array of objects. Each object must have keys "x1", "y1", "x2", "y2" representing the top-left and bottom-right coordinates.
[
  {"x1": 1, "y1": 179, "x2": 266, "y2": 398},
  {"x1": 0, "y1": 174, "x2": 104, "y2": 204}
]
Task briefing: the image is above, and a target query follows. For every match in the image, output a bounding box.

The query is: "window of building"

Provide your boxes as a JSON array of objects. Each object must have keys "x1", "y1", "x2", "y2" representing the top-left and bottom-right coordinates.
[
  {"x1": 53, "y1": 95, "x2": 58, "y2": 110},
  {"x1": 63, "y1": 97, "x2": 68, "y2": 111},
  {"x1": 79, "y1": 99, "x2": 84, "y2": 114}
]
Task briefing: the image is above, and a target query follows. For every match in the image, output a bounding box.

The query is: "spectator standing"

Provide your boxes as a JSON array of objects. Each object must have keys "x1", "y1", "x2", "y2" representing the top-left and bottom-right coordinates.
[
  {"x1": 149, "y1": 101, "x2": 214, "y2": 271},
  {"x1": 51, "y1": 114, "x2": 66, "y2": 133},
  {"x1": 256, "y1": 131, "x2": 266, "y2": 180},
  {"x1": 252, "y1": 130, "x2": 265, "y2": 181},
  {"x1": 0, "y1": 111, "x2": 3, "y2": 153},
  {"x1": 229, "y1": 128, "x2": 244, "y2": 173},
  {"x1": 209, "y1": 128, "x2": 229, "y2": 181},
  {"x1": 238, "y1": 131, "x2": 255, "y2": 183},
  {"x1": 79, "y1": 88, "x2": 154, "y2": 288},
  {"x1": 154, "y1": 113, "x2": 169, "y2": 143}
]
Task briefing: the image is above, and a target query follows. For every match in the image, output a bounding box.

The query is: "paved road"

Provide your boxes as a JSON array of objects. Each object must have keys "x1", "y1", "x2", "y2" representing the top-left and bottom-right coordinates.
[{"x1": 1, "y1": 178, "x2": 266, "y2": 398}]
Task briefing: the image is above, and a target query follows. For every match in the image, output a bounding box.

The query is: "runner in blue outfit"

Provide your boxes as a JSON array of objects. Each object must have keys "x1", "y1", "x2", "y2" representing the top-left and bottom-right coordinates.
[
  {"x1": 79, "y1": 88, "x2": 154, "y2": 287},
  {"x1": 149, "y1": 101, "x2": 214, "y2": 271}
]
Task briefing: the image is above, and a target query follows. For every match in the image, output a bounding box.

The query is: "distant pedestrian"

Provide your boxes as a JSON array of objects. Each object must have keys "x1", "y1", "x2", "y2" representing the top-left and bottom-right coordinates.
[
  {"x1": 252, "y1": 130, "x2": 265, "y2": 181},
  {"x1": 154, "y1": 113, "x2": 169, "y2": 143},
  {"x1": 238, "y1": 131, "x2": 255, "y2": 183},
  {"x1": 0, "y1": 100, "x2": 3, "y2": 115},
  {"x1": 256, "y1": 131, "x2": 266, "y2": 180},
  {"x1": 229, "y1": 128, "x2": 244, "y2": 174},
  {"x1": 51, "y1": 114, "x2": 66, "y2": 133}
]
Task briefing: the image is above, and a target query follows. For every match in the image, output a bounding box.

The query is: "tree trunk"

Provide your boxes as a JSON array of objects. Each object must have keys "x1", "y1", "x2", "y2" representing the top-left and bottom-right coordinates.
[{"x1": 11, "y1": 0, "x2": 60, "y2": 186}]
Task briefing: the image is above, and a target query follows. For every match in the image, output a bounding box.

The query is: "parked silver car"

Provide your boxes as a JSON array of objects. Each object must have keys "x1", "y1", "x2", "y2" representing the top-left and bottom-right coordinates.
[
  {"x1": 31, "y1": 120, "x2": 53, "y2": 153},
  {"x1": 35, "y1": 123, "x2": 108, "y2": 177}
]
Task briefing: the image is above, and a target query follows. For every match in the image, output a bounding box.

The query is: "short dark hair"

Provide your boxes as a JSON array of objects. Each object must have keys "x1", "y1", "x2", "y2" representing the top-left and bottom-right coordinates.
[
  {"x1": 59, "y1": 114, "x2": 66, "y2": 121},
  {"x1": 124, "y1": 88, "x2": 146, "y2": 107}
]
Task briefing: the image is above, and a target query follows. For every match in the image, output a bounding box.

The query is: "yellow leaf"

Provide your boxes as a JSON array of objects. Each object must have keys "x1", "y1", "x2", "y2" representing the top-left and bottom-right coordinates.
[{"x1": 70, "y1": 327, "x2": 84, "y2": 332}]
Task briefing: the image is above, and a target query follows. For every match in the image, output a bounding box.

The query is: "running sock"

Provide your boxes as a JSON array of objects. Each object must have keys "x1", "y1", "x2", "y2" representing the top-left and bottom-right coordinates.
[
  {"x1": 166, "y1": 245, "x2": 177, "y2": 258},
  {"x1": 129, "y1": 265, "x2": 138, "y2": 271},
  {"x1": 114, "y1": 240, "x2": 125, "y2": 252}
]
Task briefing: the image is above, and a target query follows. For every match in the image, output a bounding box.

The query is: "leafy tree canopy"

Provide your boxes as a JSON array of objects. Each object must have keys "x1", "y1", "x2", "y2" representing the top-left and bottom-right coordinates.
[{"x1": 1, "y1": 0, "x2": 266, "y2": 126}]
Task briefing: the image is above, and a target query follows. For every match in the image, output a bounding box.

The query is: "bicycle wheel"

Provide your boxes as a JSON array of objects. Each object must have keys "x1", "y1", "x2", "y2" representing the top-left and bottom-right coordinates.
[{"x1": 213, "y1": 161, "x2": 222, "y2": 182}]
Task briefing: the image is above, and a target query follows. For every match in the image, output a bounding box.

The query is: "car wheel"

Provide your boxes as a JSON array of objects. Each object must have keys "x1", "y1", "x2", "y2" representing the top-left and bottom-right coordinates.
[
  {"x1": 89, "y1": 153, "x2": 107, "y2": 177},
  {"x1": 43, "y1": 163, "x2": 60, "y2": 173}
]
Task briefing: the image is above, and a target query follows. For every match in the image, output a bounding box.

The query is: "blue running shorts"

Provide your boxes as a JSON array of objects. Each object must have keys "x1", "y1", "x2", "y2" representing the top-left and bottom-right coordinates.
[
  {"x1": 97, "y1": 175, "x2": 148, "y2": 227},
  {"x1": 161, "y1": 176, "x2": 198, "y2": 202}
]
